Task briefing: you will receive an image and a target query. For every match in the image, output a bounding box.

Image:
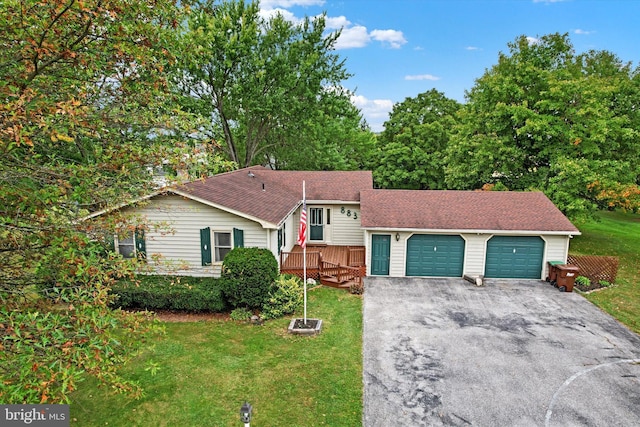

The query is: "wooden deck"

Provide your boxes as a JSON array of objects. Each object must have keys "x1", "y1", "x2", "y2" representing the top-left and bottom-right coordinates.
[{"x1": 280, "y1": 245, "x2": 366, "y2": 289}]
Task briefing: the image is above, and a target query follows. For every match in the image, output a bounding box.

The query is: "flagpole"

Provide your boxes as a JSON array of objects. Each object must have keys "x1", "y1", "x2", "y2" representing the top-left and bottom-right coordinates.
[{"x1": 302, "y1": 181, "x2": 307, "y2": 325}]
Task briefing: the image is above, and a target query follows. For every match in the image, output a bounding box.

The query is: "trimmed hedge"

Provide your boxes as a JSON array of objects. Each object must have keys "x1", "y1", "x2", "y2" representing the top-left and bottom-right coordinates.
[{"x1": 110, "y1": 275, "x2": 226, "y2": 312}]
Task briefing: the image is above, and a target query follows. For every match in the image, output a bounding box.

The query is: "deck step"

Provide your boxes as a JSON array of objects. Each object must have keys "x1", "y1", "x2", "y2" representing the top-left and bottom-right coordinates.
[{"x1": 320, "y1": 276, "x2": 355, "y2": 289}]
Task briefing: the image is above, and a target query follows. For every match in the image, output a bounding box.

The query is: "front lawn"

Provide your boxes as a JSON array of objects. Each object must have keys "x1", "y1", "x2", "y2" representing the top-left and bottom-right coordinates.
[
  {"x1": 70, "y1": 286, "x2": 363, "y2": 426},
  {"x1": 570, "y1": 210, "x2": 640, "y2": 334}
]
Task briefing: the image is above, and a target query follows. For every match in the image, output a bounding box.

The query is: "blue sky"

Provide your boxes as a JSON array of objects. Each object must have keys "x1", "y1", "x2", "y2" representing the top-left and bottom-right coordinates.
[{"x1": 259, "y1": 0, "x2": 640, "y2": 132}]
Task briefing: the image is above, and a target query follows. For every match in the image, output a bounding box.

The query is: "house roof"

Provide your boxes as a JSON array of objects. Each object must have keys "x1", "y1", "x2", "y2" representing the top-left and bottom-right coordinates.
[
  {"x1": 176, "y1": 166, "x2": 373, "y2": 227},
  {"x1": 360, "y1": 189, "x2": 580, "y2": 234}
]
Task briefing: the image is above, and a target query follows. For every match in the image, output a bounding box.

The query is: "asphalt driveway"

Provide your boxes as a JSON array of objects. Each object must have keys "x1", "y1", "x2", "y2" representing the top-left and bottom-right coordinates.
[{"x1": 363, "y1": 277, "x2": 640, "y2": 426}]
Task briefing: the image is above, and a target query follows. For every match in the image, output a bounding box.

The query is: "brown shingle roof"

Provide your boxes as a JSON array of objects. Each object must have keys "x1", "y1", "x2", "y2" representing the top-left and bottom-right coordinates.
[
  {"x1": 360, "y1": 190, "x2": 579, "y2": 233},
  {"x1": 176, "y1": 167, "x2": 373, "y2": 226}
]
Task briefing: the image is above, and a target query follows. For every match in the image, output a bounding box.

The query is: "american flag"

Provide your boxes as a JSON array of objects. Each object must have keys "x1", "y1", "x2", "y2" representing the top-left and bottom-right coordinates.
[{"x1": 297, "y1": 200, "x2": 307, "y2": 248}]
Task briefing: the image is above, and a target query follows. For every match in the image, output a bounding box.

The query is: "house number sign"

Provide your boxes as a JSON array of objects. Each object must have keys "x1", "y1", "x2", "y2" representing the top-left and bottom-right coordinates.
[{"x1": 340, "y1": 206, "x2": 358, "y2": 220}]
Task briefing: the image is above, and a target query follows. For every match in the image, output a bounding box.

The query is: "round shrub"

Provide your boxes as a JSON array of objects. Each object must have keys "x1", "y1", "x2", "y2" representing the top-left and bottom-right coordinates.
[
  {"x1": 221, "y1": 247, "x2": 279, "y2": 309},
  {"x1": 261, "y1": 275, "x2": 303, "y2": 320}
]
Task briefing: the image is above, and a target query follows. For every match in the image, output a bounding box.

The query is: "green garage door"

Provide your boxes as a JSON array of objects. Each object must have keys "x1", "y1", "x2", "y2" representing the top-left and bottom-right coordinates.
[
  {"x1": 485, "y1": 236, "x2": 544, "y2": 279},
  {"x1": 406, "y1": 235, "x2": 465, "y2": 277}
]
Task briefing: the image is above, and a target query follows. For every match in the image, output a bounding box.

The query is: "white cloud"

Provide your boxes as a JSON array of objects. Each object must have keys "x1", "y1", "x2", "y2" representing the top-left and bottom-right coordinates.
[
  {"x1": 370, "y1": 29, "x2": 407, "y2": 49},
  {"x1": 324, "y1": 15, "x2": 351, "y2": 30},
  {"x1": 259, "y1": 7, "x2": 300, "y2": 23},
  {"x1": 259, "y1": 3, "x2": 406, "y2": 51},
  {"x1": 574, "y1": 29, "x2": 595, "y2": 35},
  {"x1": 405, "y1": 74, "x2": 440, "y2": 81},
  {"x1": 351, "y1": 95, "x2": 394, "y2": 132},
  {"x1": 334, "y1": 25, "x2": 371, "y2": 49},
  {"x1": 465, "y1": 46, "x2": 480, "y2": 51},
  {"x1": 334, "y1": 26, "x2": 407, "y2": 50}
]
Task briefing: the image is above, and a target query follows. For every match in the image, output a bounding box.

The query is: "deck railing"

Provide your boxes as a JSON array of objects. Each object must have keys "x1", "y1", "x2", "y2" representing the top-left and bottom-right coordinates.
[
  {"x1": 280, "y1": 246, "x2": 366, "y2": 287},
  {"x1": 347, "y1": 247, "x2": 365, "y2": 267},
  {"x1": 321, "y1": 261, "x2": 364, "y2": 284},
  {"x1": 279, "y1": 251, "x2": 322, "y2": 280}
]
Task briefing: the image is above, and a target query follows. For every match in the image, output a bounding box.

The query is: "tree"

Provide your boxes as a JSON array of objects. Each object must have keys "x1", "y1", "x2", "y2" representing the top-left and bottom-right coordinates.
[
  {"x1": 265, "y1": 87, "x2": 376, "y2": 170},
  {"x1": 445, "y1": 33, "x2": 640, "y2": 219},
  {"x1": 374, "y1": 89, "x2": 461, "y2": 189},
  {"x1": 0, "y1": 0, "x2": 209, "y2": 403},
  {"x1": 174, "y1": 0, "x2": 352, "y2": 168}
]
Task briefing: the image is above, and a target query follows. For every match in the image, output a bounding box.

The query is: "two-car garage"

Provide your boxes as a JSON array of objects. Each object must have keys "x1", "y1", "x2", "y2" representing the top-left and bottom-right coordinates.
[
  {"x1": 360, "y1": 190, "x2": 579, "y2": 280},
  {"x1": 404, "y1": 234, "x2": 545, "y2": 279}
]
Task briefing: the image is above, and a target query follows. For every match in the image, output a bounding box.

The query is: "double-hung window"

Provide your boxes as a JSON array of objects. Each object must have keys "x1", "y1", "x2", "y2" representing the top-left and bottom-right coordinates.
[
  {"x1": 201, "y1": 228, "x2": 243, "y2": 265},
  {"x1": 116, "y1": 228, "x2": 146, "y2": 259},
  {"x1": 214, "y1": 231, "x2": 232, "y2": 262}
]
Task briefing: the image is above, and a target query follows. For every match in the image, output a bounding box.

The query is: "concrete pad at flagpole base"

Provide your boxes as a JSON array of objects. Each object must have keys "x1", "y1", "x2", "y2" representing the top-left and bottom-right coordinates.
[{"x1": 287, "y1": 318, "x2": 322, "y2": 335}]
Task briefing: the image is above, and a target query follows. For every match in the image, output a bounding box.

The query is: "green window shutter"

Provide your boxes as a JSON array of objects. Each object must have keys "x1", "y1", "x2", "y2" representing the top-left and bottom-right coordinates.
[
  {"x1": 200, "y1": 227, "x2": 212, "y2": 266},
  {"x1": 135, "y1": 228, "x2": 147, "y2": 259},
  {"x1": 277, "y1": 229, "x2": 283, "y2": 254},
  {"x1": 233, "y1": 228, "x2": 244, "y2": 248}
]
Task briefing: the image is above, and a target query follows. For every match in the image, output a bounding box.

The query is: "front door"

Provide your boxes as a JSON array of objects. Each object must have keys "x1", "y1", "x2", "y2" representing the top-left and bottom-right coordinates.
[
  {"x1": 310, "y1": 208, "x2": 323, "y2": 241},
  {"x1": 371, "y1": 234, "x2": 391, "y2": 275}
]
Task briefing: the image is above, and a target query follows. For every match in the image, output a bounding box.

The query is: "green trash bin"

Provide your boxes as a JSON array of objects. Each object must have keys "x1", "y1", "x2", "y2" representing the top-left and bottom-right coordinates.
[{"x1": 546, "y1": 261, "x2": 564, "y2": 284}]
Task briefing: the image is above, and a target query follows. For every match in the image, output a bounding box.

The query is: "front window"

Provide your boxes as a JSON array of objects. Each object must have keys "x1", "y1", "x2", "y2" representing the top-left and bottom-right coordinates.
[
  {"x1": 214, "y1": 232, "x2": 232, "y2": 262},
  {"x1": 118, "y1": 232, "x2": 135, "y2": 258},
  {"x1": 116, "y1": 228, "x2": 145, "y2": 259}
]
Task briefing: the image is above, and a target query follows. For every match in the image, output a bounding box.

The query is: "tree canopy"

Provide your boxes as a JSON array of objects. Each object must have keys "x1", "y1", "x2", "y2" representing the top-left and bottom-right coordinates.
[
  {"x1": 444, "y1": 33, "x2": 640, "y2": 219},
  {"x1": 174, "y1": 0, "x2": 365, "y2": 169},
  {"x1": 373, "y1": 89, "x2": 461, "y2": 189}
]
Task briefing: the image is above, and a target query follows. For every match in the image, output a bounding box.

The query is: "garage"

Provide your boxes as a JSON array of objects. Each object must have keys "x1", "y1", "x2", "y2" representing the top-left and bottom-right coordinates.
[
  {"x1": 485, "y1": 236, "x2": 544, "y2": 279},
  {"x1": 406, "y1": 234, "x2": 465, "y2": 277}
]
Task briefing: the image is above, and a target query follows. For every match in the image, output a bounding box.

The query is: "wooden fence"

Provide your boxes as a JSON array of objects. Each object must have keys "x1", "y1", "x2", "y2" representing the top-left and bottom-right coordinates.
[{"x1": 566, "y1": 255, "x2": 619, "y2": 285}]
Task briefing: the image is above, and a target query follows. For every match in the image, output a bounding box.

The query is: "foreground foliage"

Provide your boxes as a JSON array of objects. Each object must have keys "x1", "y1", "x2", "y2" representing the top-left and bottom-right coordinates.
[
  {"x1": 1, "y1": 286, "x2": 162, "y2": 403},
  {"x1": 0, "y1": 0, "x2": 205, "y2": 403},
  {"x1": 70, "y1": 287, "x2": 363, "y2": 426}
]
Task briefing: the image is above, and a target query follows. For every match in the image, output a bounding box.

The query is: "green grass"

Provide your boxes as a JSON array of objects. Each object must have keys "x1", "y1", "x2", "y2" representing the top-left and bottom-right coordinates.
[
  {"x1": 570, "y1": 210, "x2": 640, "y2": 334},
  {"x1": 68, "y1": 210, "x2": 640, "y2": 425},
  {"x1": 70, "y1": 287, "x2": 362, "y2": 426}
]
